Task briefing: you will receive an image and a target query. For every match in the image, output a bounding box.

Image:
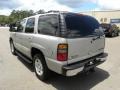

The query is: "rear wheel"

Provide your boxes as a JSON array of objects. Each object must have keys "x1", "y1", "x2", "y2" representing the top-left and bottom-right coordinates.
[
  {"x1": 89, "y1": 67, "x2": 95, "y2": 72},
  {"x1": 33, "y1": 54, "x2": 51, "y2": 81},
  {"x1": 10, "y1": 40, "x2": 16, "y2": 55}
]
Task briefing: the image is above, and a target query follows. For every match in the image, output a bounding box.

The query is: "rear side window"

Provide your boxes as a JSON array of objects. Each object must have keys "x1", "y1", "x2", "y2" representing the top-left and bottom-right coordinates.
[
  {"x1": 38, "y1": 15, "x2": 59, "y2": 36},
  {"x1": 25, "y1": 18, "x2": 35, "y2": 33},
  {"x1": 64, "y1": 13, "x2": 101, "y2": 38}
]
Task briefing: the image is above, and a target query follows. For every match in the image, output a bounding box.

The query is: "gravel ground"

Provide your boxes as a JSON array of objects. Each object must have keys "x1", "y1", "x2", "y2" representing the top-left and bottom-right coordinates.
[{"x1": 0, "y1": 27, "x2": 120, "y2": 90}]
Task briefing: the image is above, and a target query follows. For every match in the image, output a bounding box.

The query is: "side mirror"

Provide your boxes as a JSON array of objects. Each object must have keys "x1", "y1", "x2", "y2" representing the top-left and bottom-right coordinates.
[
  {"x1": 9, "y1": 27, "x2": 17, "y2": 32},
  {"x1": 9, "y1": 23, "x2": 17, "y2": 32},
  {"x1": 11, "y1": 27, "x2": 17, "y2": 32}
]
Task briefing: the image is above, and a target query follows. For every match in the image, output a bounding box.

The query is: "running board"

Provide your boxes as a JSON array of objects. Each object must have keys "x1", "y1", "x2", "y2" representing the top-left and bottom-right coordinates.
[{"x1": 16, "y1": 51, "x2": 33, "y2": 64}]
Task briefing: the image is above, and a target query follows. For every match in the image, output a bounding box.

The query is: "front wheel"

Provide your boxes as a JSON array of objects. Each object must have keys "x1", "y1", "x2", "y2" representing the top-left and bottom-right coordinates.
[
  {"x1": 117, "y1": 32, "x2": 119, "y2": 36},
  {"x1": 10, "y1": 40, "x2": 16, "y2": 55},
  {"x1": 33, "y1": 54, "x2": 51, "y2": 81},
  {"x1": 111, "y1": 32, "x2": 115, "y2": 37}
]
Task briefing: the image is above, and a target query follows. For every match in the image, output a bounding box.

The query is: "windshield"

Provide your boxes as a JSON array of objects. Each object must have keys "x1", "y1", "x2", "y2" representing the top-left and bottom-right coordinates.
[{"x1": 64, "y1": 13, "x2": 103, "y2": 38}]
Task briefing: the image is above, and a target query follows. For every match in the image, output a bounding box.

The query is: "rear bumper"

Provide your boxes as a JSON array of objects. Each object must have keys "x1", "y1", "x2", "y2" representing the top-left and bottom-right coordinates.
[{"x1": 62, "y1": 53, "x2": 108, "y2": 76}]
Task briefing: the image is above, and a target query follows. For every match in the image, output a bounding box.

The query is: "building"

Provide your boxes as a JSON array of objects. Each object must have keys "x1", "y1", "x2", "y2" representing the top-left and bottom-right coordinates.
[{"x1": 81, "y1": 10, "x2": 120, "y2": 27}]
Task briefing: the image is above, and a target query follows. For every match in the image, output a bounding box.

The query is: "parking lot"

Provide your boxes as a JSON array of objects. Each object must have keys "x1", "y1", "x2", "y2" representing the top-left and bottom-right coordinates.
[{"x1": 0, "y1": 27, "x2": 120, "y2": 90}]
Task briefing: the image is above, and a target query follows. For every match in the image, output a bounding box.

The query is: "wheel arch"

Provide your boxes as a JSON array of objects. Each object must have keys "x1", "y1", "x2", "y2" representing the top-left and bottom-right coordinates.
[{"x1": 31, "y1": 47, "x2": 45, "y2": 59}]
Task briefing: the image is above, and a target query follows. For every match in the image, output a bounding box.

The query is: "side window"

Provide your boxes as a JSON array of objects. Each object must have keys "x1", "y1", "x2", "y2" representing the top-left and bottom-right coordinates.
[
  {"x1": 17, "y1": 19, "x2": 26, "y2": 32},
  {"x1": 38, "y1": 15, "x2": 59, "y2": 36},
  {"x1": 25, "y1": 18, "x2": 35, "y2": 33}
]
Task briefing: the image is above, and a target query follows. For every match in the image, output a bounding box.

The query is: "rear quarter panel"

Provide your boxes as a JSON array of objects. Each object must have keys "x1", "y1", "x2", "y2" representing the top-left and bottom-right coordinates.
[{"x1": 31, "y1": 34, "x2": 67, "y2": 60}]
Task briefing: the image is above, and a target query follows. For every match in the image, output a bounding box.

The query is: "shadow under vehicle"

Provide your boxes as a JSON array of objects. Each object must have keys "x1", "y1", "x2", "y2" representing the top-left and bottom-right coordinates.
[{"x1": 17, "y1": 56, "x2": 110, "y2": 90}]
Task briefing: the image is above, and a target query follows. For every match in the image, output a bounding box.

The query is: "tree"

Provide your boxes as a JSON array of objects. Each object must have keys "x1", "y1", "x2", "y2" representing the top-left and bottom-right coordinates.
[
  {"x1": 0, "y1": 15, "x2": 9, "y2": 25},
  {"x1": 8, "y1": 10, "x2": 34, "y2": 24},
  {"x1": 0, "y1": 9, "x2": 46, "y2": 25},
  {"x1": 35, "y1": 9, "x2": 45, "y2": 14}
]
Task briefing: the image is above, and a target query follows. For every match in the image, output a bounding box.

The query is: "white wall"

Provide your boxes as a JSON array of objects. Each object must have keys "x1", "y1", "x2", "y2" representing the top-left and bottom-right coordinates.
[{"x1": 80, "y1": 10, "x2": 120, "y2": 27}]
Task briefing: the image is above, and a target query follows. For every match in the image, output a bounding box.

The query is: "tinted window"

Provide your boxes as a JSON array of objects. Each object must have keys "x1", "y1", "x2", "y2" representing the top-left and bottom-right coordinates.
[
  {"x1": 64, "y1": 13, "x2": 101, "y2": 38},
  {"x1": 38, "y1": 15, "x2": 59, "y2": 36},
  {"x1": 17, "y1": 19, "x2": 26, "y2": 32},
  {"x1": 25, "y1": 18, "x2": 35, "y2": 33}
]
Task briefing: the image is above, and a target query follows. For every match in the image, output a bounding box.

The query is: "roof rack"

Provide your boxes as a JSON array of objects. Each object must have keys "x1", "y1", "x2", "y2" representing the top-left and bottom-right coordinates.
[
  {"x1": 34, "y1": 10, "x2": 69, "y2": 15},
  {"x1": 46, "y1": 10, "x2": 60, "y2": 13},
  {"x1": 46, "y1": 10, "x2": 69, "y2": 14}
]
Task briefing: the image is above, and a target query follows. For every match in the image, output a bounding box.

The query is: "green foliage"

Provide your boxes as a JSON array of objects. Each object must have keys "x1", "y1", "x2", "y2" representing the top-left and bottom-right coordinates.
[
  {"x1": 0, "y1": 9, "x2": 45, "y2": 25},
  {"x1": 0, "y1": 15, "x2": 9, "y2": 24},
  {"x1": 9, "y1": 10, "x2": 34, "y2": 24}
]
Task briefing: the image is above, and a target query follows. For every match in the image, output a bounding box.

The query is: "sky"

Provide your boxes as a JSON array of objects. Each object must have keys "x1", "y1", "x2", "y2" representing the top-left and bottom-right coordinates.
[{"x1": 0, "y1": 0, "x2": 120, "y2": 15}]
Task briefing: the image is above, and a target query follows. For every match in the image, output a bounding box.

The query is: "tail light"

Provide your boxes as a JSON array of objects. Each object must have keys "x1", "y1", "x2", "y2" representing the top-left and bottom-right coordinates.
[{"x1": 57, "y1": 44, "x2": 68, "y2": 61}]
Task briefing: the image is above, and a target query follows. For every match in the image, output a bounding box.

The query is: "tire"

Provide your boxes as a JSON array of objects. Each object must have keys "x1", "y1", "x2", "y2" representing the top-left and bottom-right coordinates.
[
  {"x1": 115, "y1": 32, "x2": 118, "y2": 37},
  {"x1": 117, "y1": 32, "x2": 119, "y2": 36},
  {"x1": 33, "y1": 54, "x2": 51, "y2": 81},
  {"x1": 89, "y1": 67, "x2": 95, "y2": 73},
  {"x1": 111, "y1": 32, "x2": 115, "y2": 37},
  {"x1": 10, "y1": 40, "x2": 16, "y2": 55}
]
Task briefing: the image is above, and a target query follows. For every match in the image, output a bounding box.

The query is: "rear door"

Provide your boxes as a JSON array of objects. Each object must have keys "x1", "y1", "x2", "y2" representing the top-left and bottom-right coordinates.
[
  {"x1": 63, "y1": 13, "x2": 105, "y2": 64},
  {"x1": 20, "y1": 17, "x2": 35, "y2": 58}
]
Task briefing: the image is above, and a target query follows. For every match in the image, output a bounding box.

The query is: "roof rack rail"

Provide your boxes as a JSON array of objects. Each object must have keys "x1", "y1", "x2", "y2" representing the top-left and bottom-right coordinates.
[{"x1": 46, "y1": 10, "x2": 60, "y2": 13}]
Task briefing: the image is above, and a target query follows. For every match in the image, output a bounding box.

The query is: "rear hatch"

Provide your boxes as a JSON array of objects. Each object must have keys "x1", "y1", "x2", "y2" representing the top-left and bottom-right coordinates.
[{"x1": 63, "y1": 13, "x2": 105, "y2": 64}]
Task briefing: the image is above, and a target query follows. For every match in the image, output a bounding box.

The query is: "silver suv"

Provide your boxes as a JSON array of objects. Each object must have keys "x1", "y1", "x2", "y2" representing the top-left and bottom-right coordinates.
[{"x1": 9, "y1": 12, "x2": 108, "y2": 81}]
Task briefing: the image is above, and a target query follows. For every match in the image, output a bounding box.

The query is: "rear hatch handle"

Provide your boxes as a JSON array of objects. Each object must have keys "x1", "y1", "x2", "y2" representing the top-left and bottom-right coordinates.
[{"x1": 92, "y1": 36, "x2": 100, "y2": 41}]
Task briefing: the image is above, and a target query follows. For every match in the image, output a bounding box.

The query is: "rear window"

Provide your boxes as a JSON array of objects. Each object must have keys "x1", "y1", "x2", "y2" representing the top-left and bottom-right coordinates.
[{"x1": 64, "y1": 13, "x2": 101, "y2": 38}]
